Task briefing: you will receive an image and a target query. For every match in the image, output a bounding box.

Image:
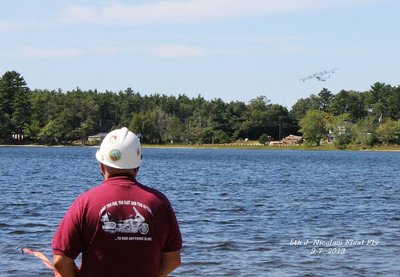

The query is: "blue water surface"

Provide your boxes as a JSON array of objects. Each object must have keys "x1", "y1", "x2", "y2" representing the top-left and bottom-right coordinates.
[{"x1": 0, "y1": 147, "x2": 399, "y2": 276}]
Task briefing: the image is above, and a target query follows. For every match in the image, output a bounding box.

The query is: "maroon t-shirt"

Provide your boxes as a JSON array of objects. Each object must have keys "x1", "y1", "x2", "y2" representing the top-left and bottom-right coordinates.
[{"x1": 52, "y1": 176, "x2": 182, "y2": 277}]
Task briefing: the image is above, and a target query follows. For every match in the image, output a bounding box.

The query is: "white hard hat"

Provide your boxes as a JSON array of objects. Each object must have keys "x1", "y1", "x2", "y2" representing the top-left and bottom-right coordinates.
[{"x1": 95, "y1": 127, "x2": 142, "y2": 169}]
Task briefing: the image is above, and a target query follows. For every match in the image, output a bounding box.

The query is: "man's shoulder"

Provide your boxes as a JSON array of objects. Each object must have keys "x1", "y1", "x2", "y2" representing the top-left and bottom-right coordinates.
[
  {"x1": 136, "y1": 183, "x2": 170, "y2": 203},
  {"x1": 76, "y1": 178, "x2": 172, "y2": 207}
]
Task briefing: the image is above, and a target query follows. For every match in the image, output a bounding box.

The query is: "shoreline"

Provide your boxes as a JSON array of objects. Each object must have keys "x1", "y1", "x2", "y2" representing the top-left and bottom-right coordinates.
[{"x1": 1, "y1": 143, "x2": 400, "y2": 152}]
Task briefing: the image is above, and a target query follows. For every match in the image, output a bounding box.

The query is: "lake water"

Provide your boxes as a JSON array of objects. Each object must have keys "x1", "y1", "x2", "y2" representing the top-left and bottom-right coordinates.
[{"x1": 0, "y1": 147, "x2": 399, "y2": 276}]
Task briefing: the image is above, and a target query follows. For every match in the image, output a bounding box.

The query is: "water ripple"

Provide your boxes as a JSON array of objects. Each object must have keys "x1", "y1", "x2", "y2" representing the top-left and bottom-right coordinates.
[{"x1": 0, "y1": 147, "x2": 399, "y2": 276}]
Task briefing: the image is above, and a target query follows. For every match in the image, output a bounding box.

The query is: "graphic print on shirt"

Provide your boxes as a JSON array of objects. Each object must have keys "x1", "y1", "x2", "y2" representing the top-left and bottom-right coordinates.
[{"x1": 99, "y1": 201, "x2": 153, "y2": 240}]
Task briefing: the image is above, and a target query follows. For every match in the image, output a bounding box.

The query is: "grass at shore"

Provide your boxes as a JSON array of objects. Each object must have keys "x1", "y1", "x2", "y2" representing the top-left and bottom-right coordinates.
[
  {"x1": 142, "y1": 142, "x2": 400, "y2": 151},
  {"x1": 2, "y1": 142, "x2": 400, "y2": 151}
]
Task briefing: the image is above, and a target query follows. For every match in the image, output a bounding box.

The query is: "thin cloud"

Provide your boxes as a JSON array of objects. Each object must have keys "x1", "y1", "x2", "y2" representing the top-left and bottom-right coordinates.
[
  {"x1": 89, "y1": 43, "x2": 205, "y2": 58},
  {"x1": 260, "y1": 36, "x2": 309, "y2": 54},
  {"x1": 90, "y1": 37, "x2": 308, "y2": 59},
  {"x1": 12, "y1": 45, "x2": 81, "y2": 59},
  {"x1": 61, "y1": 0, "x2": 382, "y2": 25},
  {"x1": 93, "y1": 46, "x2": 128, "y2": 55},
  {"x1": 0, "y1": 20, "x2": 39, "y2": 31},
  {"x1": 149, "y1": 43, "x2": 204, "y2": 58},
  {"x1": 93, "y1": 44, "x2": 205, "y2": 57},
  {"x1": 0, "y1": 21, "x2": 12, "y2": 31}
]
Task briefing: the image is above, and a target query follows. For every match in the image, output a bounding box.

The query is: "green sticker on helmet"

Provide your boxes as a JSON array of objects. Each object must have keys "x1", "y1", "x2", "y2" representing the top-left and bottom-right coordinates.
[{"x1": 109, "y1": 149, "x2": 122, "y2": 161}]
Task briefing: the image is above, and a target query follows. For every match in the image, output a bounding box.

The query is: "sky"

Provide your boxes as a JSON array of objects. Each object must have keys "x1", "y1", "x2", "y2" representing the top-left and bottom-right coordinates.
[{"x1": 1, "y1": 0, "x2": 399, "y2": 109}]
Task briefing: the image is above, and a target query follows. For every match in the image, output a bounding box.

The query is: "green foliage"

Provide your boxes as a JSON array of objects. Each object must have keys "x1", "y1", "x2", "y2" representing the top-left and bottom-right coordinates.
[
  {"x1": 333, "y1": 135, "x2": 350, "y2": 149},
  {"x1": 290, "y1": 97, "x2": 318, "y2": 122},
  {"x1": 38, "y1": 119, "x2": 64, "y2": 143},
  {"x1": 329, "y1": 90, "x2": 367, "y2": 122},
  {"x1": 376, "y1": 119, "x2": 400, "y2": 144},
  {"x1": 0, "y1": 71, "x2": 31, "y2": 141},
  {"x1": 299, "y1": 110, "x2": 329, "y2": 146},
  {"x1": 199, "y1": 127, "x2": 214, "y2": 144},
  {"x1": 326, "y1": 114, "x2": 355, "y2": 149},
  {"x1": 1, "y1": 71, "x2": 400, "y2": 147},
  {"x1": 239, "y1": 96, "x2": 293, "y2": 140},
  {"x1": 318, "y1": 88, "x2": 334, "y2": 112},
  {"x1": 259, "y1": 134, "x2": 270, "y2": 145},
  {"x1": 353, "y1": 116, "x2": 378, "y2": 147},
  {"x1": 212, "y1": 129, "x2": 230, "y2": 144}
]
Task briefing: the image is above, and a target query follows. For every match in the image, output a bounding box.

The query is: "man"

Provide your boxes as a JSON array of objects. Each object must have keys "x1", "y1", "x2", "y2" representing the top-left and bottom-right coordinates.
[{"x1": 52, "y1": 127, "x2": 182, "y2": 277}]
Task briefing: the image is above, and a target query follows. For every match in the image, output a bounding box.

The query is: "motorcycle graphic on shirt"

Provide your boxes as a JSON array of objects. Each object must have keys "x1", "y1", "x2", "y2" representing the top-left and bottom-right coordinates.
[{"x1": 101, "y1": 206, "x2": 150, "y2": 235}]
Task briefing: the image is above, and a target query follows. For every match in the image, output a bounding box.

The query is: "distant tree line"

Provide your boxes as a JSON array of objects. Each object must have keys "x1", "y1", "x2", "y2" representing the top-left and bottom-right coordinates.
[{"x1": 0, "y1": 70, "x2": 399, "y2": 147}]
